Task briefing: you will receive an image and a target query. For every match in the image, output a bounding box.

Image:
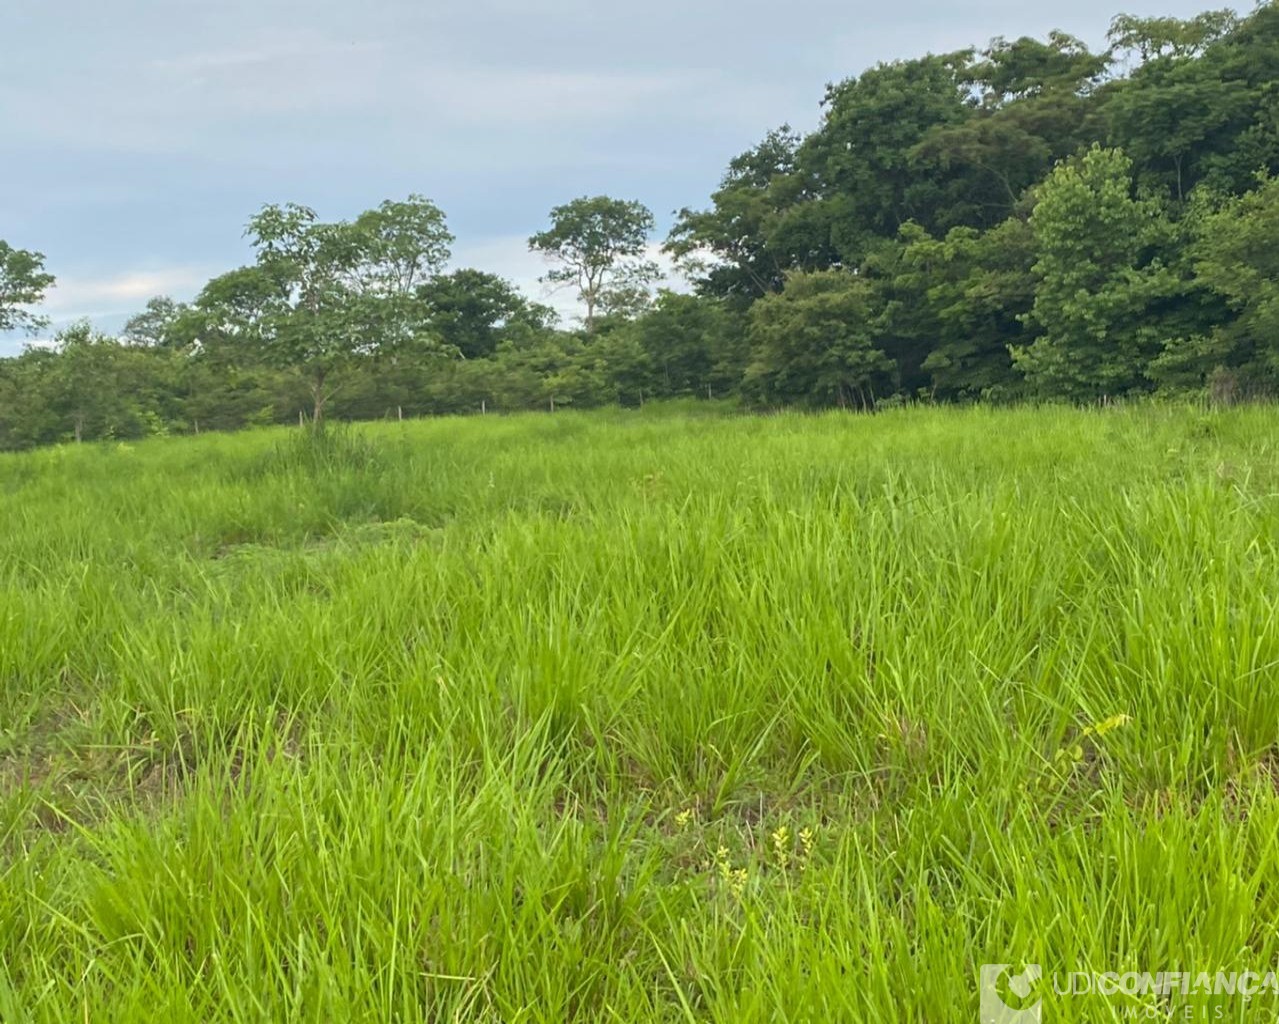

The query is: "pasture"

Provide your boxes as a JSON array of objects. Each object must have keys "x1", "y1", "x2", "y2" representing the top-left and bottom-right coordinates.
[{"x1": 2, "y1": 404, "x2": 1278, "y2": 1021}]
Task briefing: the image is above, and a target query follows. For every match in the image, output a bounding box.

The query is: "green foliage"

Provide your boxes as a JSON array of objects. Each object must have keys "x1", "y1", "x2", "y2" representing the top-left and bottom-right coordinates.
[
  {"x1": 1193, "y1": 174, "x2": 1279, "y2": 379},
  {"x1": 43, "y1": 322, "x2": 170, "y2": 442},
  {"x1": 1015, "y1": 146, "x2": 1180, "y2": 399},
  {"x1": 657, "y1": 2, "x2": 1279, "y2": 409},
  {"x1": 529, "y1": 196, "x2": 659, "y2": 331},
  {"x1": 800, "y1": 51, "x2": 979, "y2": 254},
  {"x1": 220, "y1": 196, "x2": 454, "y2": 423},
  {"x1": 348, "y1": 194, "x2": 455, "y2": 296},
  {"x1": 1108, "y1": 9, "x2": 1240, "y2": 61},
  {"x1": 1104, "y1": 16, "x2": 1250, "y2": 200},
  {"x1": 916, "y1": 33, "x2": 1104, "y2": 219},
  {"x1": 6, "y1": 2, "x2": 1279, "y2": 443},
  {"x1": 902, "y1": 218, "x2": 1035, "y2": 400},
  {"x1": 122, "y1": 296, "x2": 189, "y2": 349},
  {"x1": 745, "y1": 270, "x2": 894, "y2": 406},
  {"x1": 418, "y1": 269, "x2": 556, "y2": 359},
  {"x1": 665, "y1": 126, "x2": 809, "y2": 301},
  {"x1": 607, "y1": 291, "x2": 747, "y2": 402},
  {"x1": 0, "y1": 240, "x2": 55, "y2": 334}
]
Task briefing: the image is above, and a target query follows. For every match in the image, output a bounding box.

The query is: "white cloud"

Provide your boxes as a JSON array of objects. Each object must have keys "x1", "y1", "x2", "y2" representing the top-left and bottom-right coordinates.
[
  {"x1": 147, "y1": 35, "x2": 390, "y2": 117},
  {"x1": 413, "y1": 67, "x2": 702, "y2": 125},
  {"x1": 450, "y1": 235, "x2": 571, "y2": 313},
  {"x1": 40, "y1": 267, "x2": 212, "y2": 319},
  {"x1": 10, "y1": 27, "x2": 765, "y2": 163},
  {"x1": 149, "y1": 37, "x2": 380, "y2": 76}
]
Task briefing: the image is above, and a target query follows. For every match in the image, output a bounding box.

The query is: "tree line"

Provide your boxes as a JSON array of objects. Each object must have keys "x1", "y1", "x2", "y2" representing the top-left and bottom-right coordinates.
[{"x1": 2, "y1": 3, "x2": 1278, "y2": 448}]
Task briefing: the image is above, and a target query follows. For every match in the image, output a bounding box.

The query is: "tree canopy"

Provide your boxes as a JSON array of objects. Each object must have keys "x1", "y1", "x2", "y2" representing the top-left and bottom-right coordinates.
[
  {"x1": 5, "y1": 2, "x2": 1279, "y2": 448},
  {"x1": 529, "y1": 196, "x2": 660, "y2": 332},
  {"x1": 0, "y1": 241, "x2": 55, "y2": 334}
]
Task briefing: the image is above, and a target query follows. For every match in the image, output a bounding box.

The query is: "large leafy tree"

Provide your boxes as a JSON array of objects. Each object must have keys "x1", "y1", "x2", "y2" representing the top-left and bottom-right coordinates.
[
  {"x1": 47, "y1": 322, "x2": 138, "y2": 443},
  {"x1": 745, "y1": 270, "x2": 894, "y2": 407},
  {"x1": 0, "y1": 347, "x2": 62, "y2": 447},
  {"x1": 1015, "y1": 146, "x2": 1179, "y2": 399},
  {"x1": 666, "y1": 127, "x2": 814, "y2": 302},
  {"x1": 243, "y1": 202, "x2": 379, "y2": 425},
  {"x1": 797, "y1": 51, "x2": 980, "y2": 261},
  {"x1": 419, "y1": 269, "x2": 556, "y2": 359},
  {"x1": 122, "y1": 296, "x2": 190, "y2": 348},
  {"x1": 1103, "y1": 12, "x2": 1249, "y2": 200},
  {"x1": 187, "y1": 265, "x2": 288, "y2": 351},
  {"x1": 0, "y1": 241, "x2": 55, "y2": 334},
  {"x1": 347, "y1": 196, "x2": 454, "y2": 296},
  {"x1": 615, "y1": 291, "x2": 746, "y2": 400},
  {"x1": 914, "y1": 216, "x2": 1036, "y2": 401},
  {"x1": 1104, "y1": 6, "x2": 1279, "y2": 199},
  {"x1": 1108, "y1": 10, "x2": 1240, "y2": 63},
  {"x1": 867, "y1": 217, "x2": 1035, "y2": 402},
  {"x1": 1189, "y1": 174, "x2": 1279, "y2": 387},
  {"x1": 204, "y1": 196, "x2": 453, "y2": 424},
  {"x1": 1193, "y1": 3, "x2": 1279, "y2": 193},
  {"x1": 916, "y1": 33, "x2": 1107, "y2": 220},
  {"x1": 529, "y1": 196, "x2": 659, "y2": 332}
]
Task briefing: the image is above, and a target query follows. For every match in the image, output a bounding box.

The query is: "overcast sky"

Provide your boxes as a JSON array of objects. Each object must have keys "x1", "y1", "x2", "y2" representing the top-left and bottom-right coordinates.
[{"x1": 2, "y1": 0, "x2": 1218, "y2": 354}]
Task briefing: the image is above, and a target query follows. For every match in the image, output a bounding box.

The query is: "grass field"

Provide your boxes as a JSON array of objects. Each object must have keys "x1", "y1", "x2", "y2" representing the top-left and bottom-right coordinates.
[{"x1": 2, "y1": 403, "x2": 1279, "y2": 1022}]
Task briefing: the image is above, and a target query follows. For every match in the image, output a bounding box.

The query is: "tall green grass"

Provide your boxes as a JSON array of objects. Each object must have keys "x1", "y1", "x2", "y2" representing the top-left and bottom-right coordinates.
[{"x1": 2, "y1": 403, "x2": 1278, "y2": 1021}]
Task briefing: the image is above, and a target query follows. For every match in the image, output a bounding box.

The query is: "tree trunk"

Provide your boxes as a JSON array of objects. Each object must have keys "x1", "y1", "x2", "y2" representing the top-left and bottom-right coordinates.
[{"x1": 311, "y1": 368, "x2": 327, "y2": 428}]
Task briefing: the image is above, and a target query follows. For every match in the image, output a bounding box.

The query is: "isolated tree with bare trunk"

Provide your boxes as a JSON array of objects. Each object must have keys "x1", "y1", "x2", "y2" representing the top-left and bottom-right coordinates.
[{"x1": 529, "y1": 196, "x2": 659, "y2": 333}]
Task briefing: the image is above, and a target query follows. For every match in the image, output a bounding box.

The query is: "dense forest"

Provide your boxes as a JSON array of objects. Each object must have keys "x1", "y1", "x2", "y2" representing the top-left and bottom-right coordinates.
[{"x1": 2, "y1": 3, "x2": 1278, "y2": 448}]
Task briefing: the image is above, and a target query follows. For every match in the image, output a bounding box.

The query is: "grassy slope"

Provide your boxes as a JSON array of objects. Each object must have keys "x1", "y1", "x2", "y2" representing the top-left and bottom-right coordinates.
[{"x1": 2, "y1": 403, "x2": 1278, "y2": 1022}]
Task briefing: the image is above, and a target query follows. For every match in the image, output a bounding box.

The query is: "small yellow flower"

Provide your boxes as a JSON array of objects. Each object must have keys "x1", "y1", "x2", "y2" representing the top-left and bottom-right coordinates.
[
  {"x1": 798, "y1": 827, "x2": 815, "y2": 869},
  {"x1": 770, "y1": 825, "x2": 791, "y2": 871},
  {"x1": 1084, "y1": 713, "x2": 1132, "y2": 739}
]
